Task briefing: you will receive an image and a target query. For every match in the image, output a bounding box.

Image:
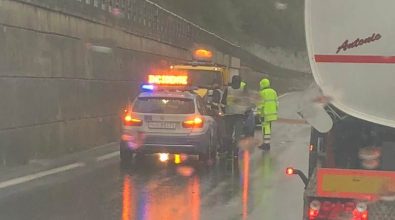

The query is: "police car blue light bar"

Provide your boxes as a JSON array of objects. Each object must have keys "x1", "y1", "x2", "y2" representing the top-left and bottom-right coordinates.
[{"x1": 141, "y1": 84, "x2": 155, "y2": 91}]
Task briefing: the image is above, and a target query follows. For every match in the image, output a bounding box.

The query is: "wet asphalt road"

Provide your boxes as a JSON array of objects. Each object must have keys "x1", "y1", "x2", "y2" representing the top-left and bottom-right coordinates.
[{"x1": 0, "y1": 93, "x2": 309, "y2": 220}]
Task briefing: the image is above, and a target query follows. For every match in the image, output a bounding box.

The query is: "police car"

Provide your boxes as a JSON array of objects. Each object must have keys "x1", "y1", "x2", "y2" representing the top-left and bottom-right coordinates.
[{"x1": 120, "y1": 76, "x2": 218, "y2": 165}]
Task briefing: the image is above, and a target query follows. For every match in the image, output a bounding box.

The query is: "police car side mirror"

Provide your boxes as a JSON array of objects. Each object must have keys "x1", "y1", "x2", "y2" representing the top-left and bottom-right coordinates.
[{"x1": 231, "y1": 75, "x2": 241, "y2": 89}]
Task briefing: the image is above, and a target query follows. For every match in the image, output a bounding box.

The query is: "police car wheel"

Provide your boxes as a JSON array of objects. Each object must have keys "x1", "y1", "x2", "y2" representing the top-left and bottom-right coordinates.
[
  {"x1": 210, "y1": 130, "x2": 219, "y2": 158},
  {"x1": 199, "y1": 137, "x2": 211, "y2": 164},
  {"x1": 120, "y1": 147, "x2": 134, "y2": 167}
]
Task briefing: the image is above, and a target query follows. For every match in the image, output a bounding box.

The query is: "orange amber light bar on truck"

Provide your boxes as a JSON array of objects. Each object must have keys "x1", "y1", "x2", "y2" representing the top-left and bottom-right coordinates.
[
  {"x1": 193, "y1": 49, "x2": 213, "y2": 61},
  {"x1": 148, "y1": 75, "x2": 188, "y2": 85}
]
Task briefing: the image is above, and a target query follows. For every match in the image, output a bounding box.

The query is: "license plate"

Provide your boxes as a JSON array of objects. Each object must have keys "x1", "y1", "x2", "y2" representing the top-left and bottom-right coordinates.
[{"x1": 148, "y1": 121, "x2": 176, "y2": 129}]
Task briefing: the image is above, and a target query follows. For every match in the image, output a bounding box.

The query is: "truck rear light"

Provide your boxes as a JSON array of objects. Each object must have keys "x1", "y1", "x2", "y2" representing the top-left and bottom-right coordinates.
[
  {"x1": 353, "y1": 202, "x2": 368, "y2": 220},
  {"x1": 124, "y1": 114, "x2": 143, "y2": 126},
  {"x1": 308, "y1": 209, "x2": 319, "y2": 219},
  {"x1": 309, "y1": 200, "x2": 321, "y2": 219},
  {"x1": 182, "y1": 116, "x2": 204, "y2": 128},
  {"x1": 353, "y1": 209, "x2": 368, "y2": 220},
  {"x1": 310, "y1": 200, "x2": 321, "y2": 210},
  {"x1": 307, "y1": 200, "x2": 368, "y2": 220},
  {"x1": 355, "y1": 202, "x2": 367, "y2": 212}
]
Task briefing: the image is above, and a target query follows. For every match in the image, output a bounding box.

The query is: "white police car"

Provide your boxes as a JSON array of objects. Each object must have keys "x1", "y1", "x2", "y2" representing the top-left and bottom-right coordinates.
[{"x1": 120, "y1": 84, "x2": 218, "y2": 165}]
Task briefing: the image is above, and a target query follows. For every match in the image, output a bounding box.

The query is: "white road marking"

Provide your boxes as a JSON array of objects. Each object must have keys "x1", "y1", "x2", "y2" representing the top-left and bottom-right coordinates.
[
  {"x1": 96, "y1": 151, "x2": 119, "y2": 162},
  {"x1": 0, "y1": 163, "x2": 85, "y2": 190}
]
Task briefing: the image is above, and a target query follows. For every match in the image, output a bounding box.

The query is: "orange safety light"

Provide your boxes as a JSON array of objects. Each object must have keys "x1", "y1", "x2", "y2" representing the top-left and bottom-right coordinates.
[
  {"x1": 286, "y1": 167, "x2": 295, "y2": 175},
  {"x1": 193, "y1": 49, "x2": 213, "y2": 61},
  {"x1": 148, "y1": 75, "x2": 188, "y2": 85}
]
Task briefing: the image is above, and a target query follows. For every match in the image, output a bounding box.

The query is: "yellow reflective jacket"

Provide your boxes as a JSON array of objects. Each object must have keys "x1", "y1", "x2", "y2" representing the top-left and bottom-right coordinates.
[{"x1": 259, "y1": 80, "x2": 278, "y2": 121}]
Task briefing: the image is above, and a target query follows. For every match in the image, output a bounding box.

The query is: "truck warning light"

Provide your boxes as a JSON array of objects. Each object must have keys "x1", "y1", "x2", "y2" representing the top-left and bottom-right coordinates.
[
  {"x1": 193, "y1": 49, "x2": 213, "y2": 61},
  {"x1": 148, "y1": 75, "x2": 188, "y2": 85}
]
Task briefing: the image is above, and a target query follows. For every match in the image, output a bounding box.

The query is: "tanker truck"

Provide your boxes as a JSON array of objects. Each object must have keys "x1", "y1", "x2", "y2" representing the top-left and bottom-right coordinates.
[{"x1": 287, "y1": 0, "x2": 395, "y2": 219}]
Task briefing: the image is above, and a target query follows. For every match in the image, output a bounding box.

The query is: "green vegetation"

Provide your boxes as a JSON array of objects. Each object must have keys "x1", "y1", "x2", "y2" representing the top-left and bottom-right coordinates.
[{"x1": 152, "y1": 0, "x2": 306, "y2": 50}]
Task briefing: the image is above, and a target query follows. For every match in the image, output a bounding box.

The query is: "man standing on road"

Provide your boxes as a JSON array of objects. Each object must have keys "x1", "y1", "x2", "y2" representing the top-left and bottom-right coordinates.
[
  {"x1": 224, "y1": 80, "x2": 254, "y2": 156},
  {"x1": 210, "y1": 83, "x2": 226, "y2": 114},
  {"x1": 209, "y1": 83, "x2": 226, "y2": 152},
  {"x1": 258, "y1": 78, "x2": 278, "y2": 151}
]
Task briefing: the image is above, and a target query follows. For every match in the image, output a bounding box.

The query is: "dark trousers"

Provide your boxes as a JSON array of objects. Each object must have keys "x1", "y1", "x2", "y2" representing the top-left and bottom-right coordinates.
[
  {"x1": 213, "y1": 115, "x2": 225, "y2": 149},
  {"x1": 223, "y1": 114, "x2": 245, "y2": 150}
]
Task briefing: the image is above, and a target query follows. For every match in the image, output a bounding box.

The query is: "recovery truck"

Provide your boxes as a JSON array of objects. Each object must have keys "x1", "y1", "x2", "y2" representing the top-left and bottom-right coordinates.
[
  {"x1": 171, "y1": 49, "x2": 256, "y2": 152},
  {"x1": 287, "y1": 1, "x2": 395, "y2": 219},
  {"x1": 170, "y1": 48, "x2": 241, "y2": 100}
]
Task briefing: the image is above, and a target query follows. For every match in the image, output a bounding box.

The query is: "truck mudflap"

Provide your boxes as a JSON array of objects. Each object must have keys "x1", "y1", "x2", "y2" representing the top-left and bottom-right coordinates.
[{"x1": 304, "y1": 168, "x2": 395, "y2": 219}]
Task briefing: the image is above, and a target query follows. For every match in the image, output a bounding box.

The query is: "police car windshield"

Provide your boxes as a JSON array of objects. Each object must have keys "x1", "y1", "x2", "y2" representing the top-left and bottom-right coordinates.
[
  {"x1": 133, "y1": 97, "x2": 194, "y2": 114},
  {"x1": 187, "y1": 70, "x2": 222, "y2": 88}
]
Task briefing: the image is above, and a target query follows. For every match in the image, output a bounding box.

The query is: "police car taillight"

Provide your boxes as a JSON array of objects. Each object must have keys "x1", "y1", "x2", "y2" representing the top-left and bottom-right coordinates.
[
  {"x1": 124, "y1": 114, "x2": 142, "y2": 126},
  {"x1": 182, "y1": 116, "x2": 204, "y2": 128}
]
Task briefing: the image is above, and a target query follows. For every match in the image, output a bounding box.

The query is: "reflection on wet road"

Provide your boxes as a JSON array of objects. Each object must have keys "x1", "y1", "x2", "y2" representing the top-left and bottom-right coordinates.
[
  {"x1": 242, "y1": 151, "x2": 250, "y2": 220},
  {"x1": 120, "y1": 166, "x2": 201, "y2": 220},
  {"x1": 119, "y1": 154, "x2": 253, "y2": 220}
]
